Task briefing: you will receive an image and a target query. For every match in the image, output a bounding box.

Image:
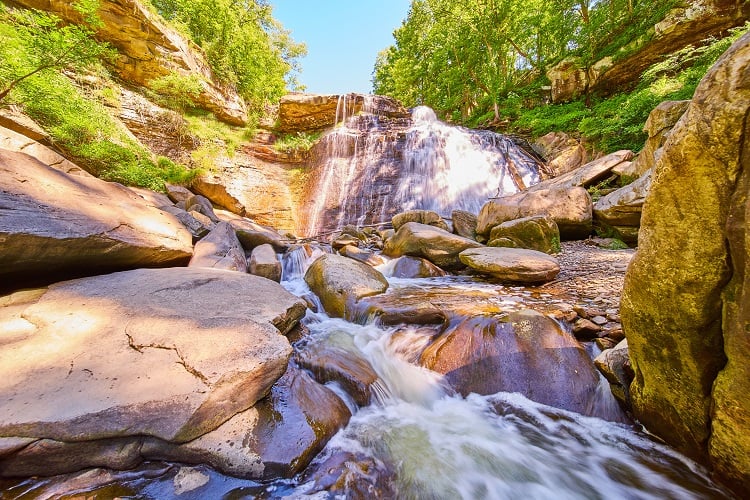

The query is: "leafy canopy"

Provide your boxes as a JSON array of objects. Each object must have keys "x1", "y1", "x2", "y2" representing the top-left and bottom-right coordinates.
[{"x1": 147, "y1": 0, "x2": 306, "y2": 106}]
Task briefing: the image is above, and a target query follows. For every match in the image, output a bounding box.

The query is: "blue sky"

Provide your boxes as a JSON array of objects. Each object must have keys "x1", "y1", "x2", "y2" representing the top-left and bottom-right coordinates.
[{"x1": 271, "y1": 1, "x2": 411, "y2": 95}]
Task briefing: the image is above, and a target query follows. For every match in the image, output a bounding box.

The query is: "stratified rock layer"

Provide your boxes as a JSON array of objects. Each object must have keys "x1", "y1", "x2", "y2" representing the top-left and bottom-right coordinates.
[{"x1": 0, "y1": 149, "x2": 192, "y2": 292}]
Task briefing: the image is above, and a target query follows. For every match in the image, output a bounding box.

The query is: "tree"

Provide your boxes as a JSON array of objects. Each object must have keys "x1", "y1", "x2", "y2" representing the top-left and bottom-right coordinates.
[{"x1": 0, "y1": 0, "x2": 112, "y2": 102}]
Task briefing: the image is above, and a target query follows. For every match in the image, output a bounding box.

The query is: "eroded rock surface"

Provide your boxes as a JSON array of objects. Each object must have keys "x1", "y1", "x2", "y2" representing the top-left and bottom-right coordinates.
[
  {"x1": 460, "y1": 247, "x2": 560, "y2": 284},
  {"x1": 0, "y1": 268, "x2": 309, "y2": 477},
  {"x1": 384, "y1": 222, "x2": 483, "y2": 269}
]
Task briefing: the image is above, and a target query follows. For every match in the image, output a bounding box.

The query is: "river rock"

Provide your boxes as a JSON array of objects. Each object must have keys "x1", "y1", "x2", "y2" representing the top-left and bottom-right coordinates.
[
  {"x1": 477, "y1": 186, "x2": 592, "y2": 240},
  {"x1": 593, "y1": 169, "x2": 652, "y2": 243},
  {"x1": 420, "y1": 310, "x2": 601, "y2": 415},
  {"x1": 451, "y1": 210, "x2": 478, "y2": 240},
  {"x1": 621, "y1": 32, "x2": 750, "y2": 493},
  {"x1": 594, "y1": 340, "x2": 632, "y2": 409},
  {"x1": 188, "y1": 221, "x2": 247, "y2": 272},
  {"x1": 384, "y1": 222, "x2": 483, "y2": 270},
  {"x1": 459, "y1": 247, "x2": 560, "y2": 284},
  {"x1": 339, "y1": 245, "x2": 386, "y2": 267},
  {"x1": 0, "y1": 149, "x2": 192, "y2": 292},
  {"x1": 304, "y1": 253, "x2": 389, "y2": 319},
  {"x1": 0, "y1": 268, "x2": 308, "y2": 477},
  {"x1": 392, "y1": 210, "x2": 449, "y2": 232},
  {"x1": 386, "y1": 256, "x2": 447, "y2": 278},
  {"x1": 295, "y1": 331, "x2": 379, "y2": 407},
  {"x1": 487, "y1": 215, "x2": 560, "y2": 254},
  {"x1": 248, "y1": 244, "x2": 282, "y2": 282},
  {"x1": 142, "y1": 364, "x2": 350, "y2": 479}
]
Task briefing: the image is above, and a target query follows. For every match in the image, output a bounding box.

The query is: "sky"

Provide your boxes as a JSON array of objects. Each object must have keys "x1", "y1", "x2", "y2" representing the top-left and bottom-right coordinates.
[{"x1": 271, "y1": 1, "x2": 411, "y2": 95}]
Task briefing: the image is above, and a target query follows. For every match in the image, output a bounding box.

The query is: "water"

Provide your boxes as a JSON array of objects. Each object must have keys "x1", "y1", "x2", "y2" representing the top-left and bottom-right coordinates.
[
  {"x1": 3, "y1": 251, "x2": 732, "y2": 498},
  {"x1": 298, "y1": 100, "x2": 541, "y2": 237}
]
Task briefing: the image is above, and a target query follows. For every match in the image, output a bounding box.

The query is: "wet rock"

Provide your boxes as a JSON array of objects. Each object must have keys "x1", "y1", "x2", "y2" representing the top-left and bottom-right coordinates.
[
  {"x1": 0, "y1": 268, "x2": 307, "y2": 477},
  {"x1": 295, "y1": 333, "x2": 379, "y2": 407},
  {"x1": 0, "y1": 149, "x2": 192, "y2": 292},
  {"x1": 384, "y1": 222, "x2": 483, "y2": 270},
  {"x1": 459, "y1": 247, "x2": 560, "y2": 284},
  {"x1": 392, "y1": 210, "x2": 449, "y2": 232},
  {"x1": 477, "y1": 186, "x2": 593, "y2": 240},
  {"x1": 451, "y1": 210, "x2": 478, "y2": 240},
  {"x1": 572, "y1": 318, "x2": 603, "y2": 339},
  {"x1": 594, "y1": 340, "x2": 633, "y2": 409},
  {"x1": 386, "y1": 256, "x2": 447, "y2": 278},
  {"x1": 142, "y1": 364, "x2": 351, "y2": 480},
  {"x1": 363, "y1": 300, "x2": 447, "y2": 327},
  {"x1": 621, "y1": 32, "x2": 750, "y2": 490},
  {"x1": 332, "y1": 234, "x2": 361, "y2": 249},
  {"x1": 487, "y1": 215, "x2": 561, "y2": 254},
  {"x1": 420, "y1": 310, "x2": 601, "y2": 415},
  {"x1": 248, "y1": 244, "x2": 282, "y2": 282},
  {"x1": 304, "y1": 253, "x2": 389, "y2": 319},
  {"x1": 302, "y1": 450, "x2": 396, "y2": 498},
  {"x1": 340, "y1": 245, "x2": 386, "y2": 267},
  {"x1": 188, "y1": 221, "x2": 247, "y2": 272}
]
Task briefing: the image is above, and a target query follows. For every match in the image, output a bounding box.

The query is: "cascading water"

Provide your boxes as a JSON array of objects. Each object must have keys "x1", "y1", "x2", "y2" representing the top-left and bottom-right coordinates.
[{"x1": 298, "y1": 98, "x2": 541, "y2": 237}]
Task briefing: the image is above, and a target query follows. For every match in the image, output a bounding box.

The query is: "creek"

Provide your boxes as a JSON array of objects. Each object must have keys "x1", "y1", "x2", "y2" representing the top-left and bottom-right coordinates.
[{"x1": 1, "y1": 106, "x2": 733, "y2": 499}]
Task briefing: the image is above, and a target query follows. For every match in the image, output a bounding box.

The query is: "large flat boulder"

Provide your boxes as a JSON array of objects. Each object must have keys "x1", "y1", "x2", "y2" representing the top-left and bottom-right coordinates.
[
  {"x1": 593, "y1": 170, "x2": 653, "y2": 243},
  {"x1": 304, "y1": 253, "x2": 389, "y2": 319},
  {"x1": 477, "y1": 186, "x2": 592, "y2": 240},
  {"x1": 459, "y1": 247, "x2": 560, "y2": 284},
  {"x1": 621, "y1": 32, "x2": 750, "y2": 494},
  {"x1": 384, "y1": 222, "x2": 483, "y2": 269},
  {"x1": 0, "y1": 268, "x2": 307, "y2": 477},
  {"x1": 0, "y1": 149, "x2": 193, "y2": 292}
]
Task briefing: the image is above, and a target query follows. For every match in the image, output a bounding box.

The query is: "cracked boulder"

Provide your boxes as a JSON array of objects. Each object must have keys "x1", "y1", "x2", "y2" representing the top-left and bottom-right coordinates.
[
  {"x1": 0, "y1": 149, "x2": 193, "y2": 293},
  {"x1": 0, "y1": 267, "x2": 308, "y2": 478}
]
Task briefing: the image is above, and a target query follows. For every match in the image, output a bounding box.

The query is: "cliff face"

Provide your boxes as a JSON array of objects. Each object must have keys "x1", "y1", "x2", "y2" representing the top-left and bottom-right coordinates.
[
  {"x1": 548, "y1": 0, "x2": 750, "y2": 102},
  {"x1": 10, "y1": 0, "x2": 247, "y2": 125}
]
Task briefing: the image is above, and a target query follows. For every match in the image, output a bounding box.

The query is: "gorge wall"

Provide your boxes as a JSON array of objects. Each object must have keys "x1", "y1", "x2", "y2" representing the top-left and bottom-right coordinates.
[{"x1": 621, "y1": 31, "x2": 750, "y2": 494}]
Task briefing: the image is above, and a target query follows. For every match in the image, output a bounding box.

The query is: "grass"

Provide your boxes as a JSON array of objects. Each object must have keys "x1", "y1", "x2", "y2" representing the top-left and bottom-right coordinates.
[{"x1": 273, "y1": 131, "x2": 322, "y2": 153}]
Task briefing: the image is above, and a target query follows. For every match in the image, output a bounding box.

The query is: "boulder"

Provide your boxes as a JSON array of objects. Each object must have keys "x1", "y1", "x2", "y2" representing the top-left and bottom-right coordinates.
[
  {"x1": 0, "y1": 268, "x2": 308, "y2": 477},
  {"x1": 142, "y1": 364, "x2": 350, "y2": 479},
  {"x1": 420, "y1": 310, "x2": 602, "y2": 416},
  {"x1": 487, "y1": 215, "x2": 560, "y2": 254},
  {"x1": 295, "y1": 331, "x2": 379, "y2": 407},
  {"x1": 392, "y1": 210, "x2": 449, "y2": 232},
  {"x1": 216, "y1": 209, "x2": 288, "y2": 252},
  {"x1": 534, "y1": 132, "x2": 593, "y2": 176},
  {"x1": 386, "y1": 256, "x2": 447, "y2": 279},
  {"x1": 0, "y1": 149, "x2": 192, "y2": 292},
  {"x1": 594, "y1": 340, "x2": 633, "y2": 409},
  {"x1": 621, "y1": 32, "x2": 750, "y2": 493},
  {"x1": 188, "y1": 222, "x2": 247, "y2": 272},
  {"x1": 332, "y1": 234, "x2": 361, "y2": 250},
  {"x1": 538, "y1": 150, "x2": 634, "y2": 191},
  {"x1": 384, "y1": 222, "x2": 483, "y2": 269},
  {"x1": 632, "y1": 100, "x2": 690, "y2": 176},
  {"x1": 248, "y1": 244, "x2": 282, "y2": 282},
  {"x1": 166, "y1": 184, "x2": 195, "y2": 205},
  {"x1": 339, "y1": 245, "x2": 386, "y2": 267},
  {"x1": 477, "y1": 186, "x2": 593, "y2": 240},
  {"x1": 451, "y1": 210, "x2": 478, "y2": 240},
  {"x1": 185, "y1": 194, "x2": 221, "y2": 223},
  {"x1": 304, "y1": 253, "x2": 389, "y2": 319},
  {"x1": 459, "y1": 247, "x2": 560, "y2": 284},
  {"x1": 594, "y1": 170, "x2": 653, "y2": 243},
  {"x1": 0, "y1": 124, "x2": 83, "y2": 175},
  {"x1": 160, "y1": 204, "x2": 213, "y2": 241}
]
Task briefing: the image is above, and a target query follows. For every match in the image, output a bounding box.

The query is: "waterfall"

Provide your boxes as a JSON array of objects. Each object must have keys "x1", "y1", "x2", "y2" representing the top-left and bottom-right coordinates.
[{"x1": 298, "y1": 98, "x2": 541, "y2": 237}]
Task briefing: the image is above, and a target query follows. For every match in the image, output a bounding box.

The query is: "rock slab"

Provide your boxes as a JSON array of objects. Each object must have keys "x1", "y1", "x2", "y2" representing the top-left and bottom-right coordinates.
[{"x1": 459, "y1": 247, "x2": 560, "y2": 284}]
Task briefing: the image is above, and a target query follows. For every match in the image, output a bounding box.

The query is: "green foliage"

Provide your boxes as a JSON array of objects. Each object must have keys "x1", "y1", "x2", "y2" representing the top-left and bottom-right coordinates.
[
  {"x1": 147, "y1": 71, "x2": 204, "y2": 111},
  {"x1": 0, "y1": 2, "x2": 114, "y2": 101},
  {"x1": 273, "y1": 131, "x2": 321, "y2": 153},
  {"x1": 146, "y1": 0, "x2": 306, "y2": 106}
]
